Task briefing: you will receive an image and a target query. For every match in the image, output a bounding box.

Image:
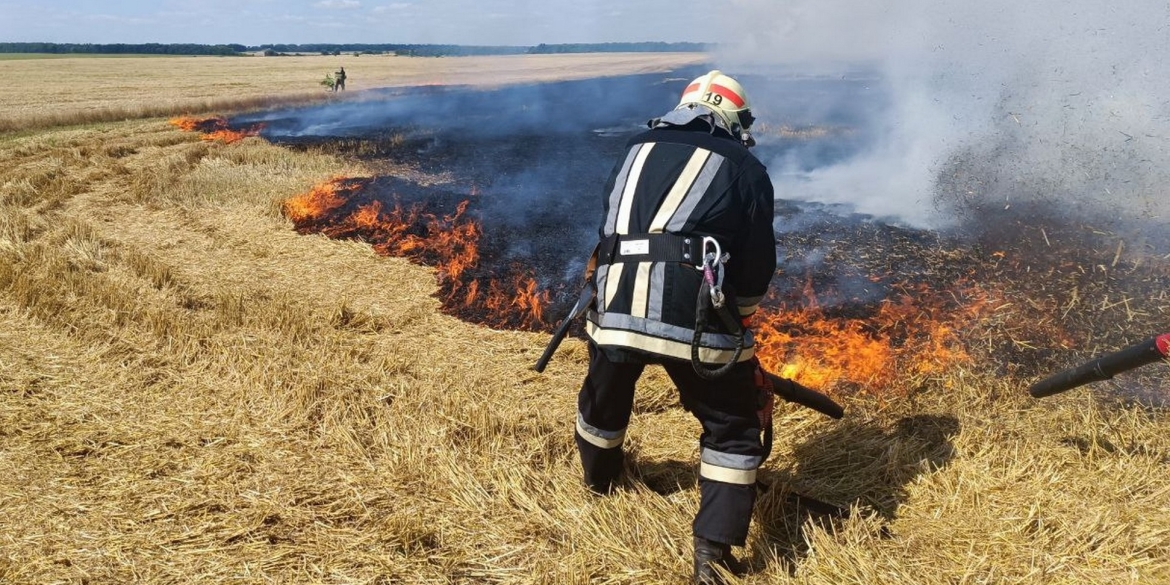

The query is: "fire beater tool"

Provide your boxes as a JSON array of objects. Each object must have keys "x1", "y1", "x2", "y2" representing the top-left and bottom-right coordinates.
[
  {"x1": 1028, "y1": 333, "x2": 1170, "y2": 398},
  {"x1": 765, "y1": 372, "x2": 845, "y2": 419},
  {"x1": 533, "y1": 286, "x2": 844, "y2": 420},
  {"x1": 532, "y1": 282, "x2": 595, "y2": 374}
]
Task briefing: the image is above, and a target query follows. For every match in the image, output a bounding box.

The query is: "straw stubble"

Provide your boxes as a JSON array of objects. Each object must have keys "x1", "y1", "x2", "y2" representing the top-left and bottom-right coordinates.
[{"x1": 1, "y1": 55, "x2": 1168, "y2": 584}]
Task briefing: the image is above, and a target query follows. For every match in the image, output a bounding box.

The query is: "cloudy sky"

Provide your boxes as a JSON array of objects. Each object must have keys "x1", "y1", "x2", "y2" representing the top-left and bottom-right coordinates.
[{"x1": 0, "y1": 0, "x2": 714, "y2": 46}]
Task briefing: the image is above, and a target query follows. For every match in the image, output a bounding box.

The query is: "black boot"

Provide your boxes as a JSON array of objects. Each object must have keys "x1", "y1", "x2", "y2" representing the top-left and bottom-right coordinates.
[{"x1": 693, "y1": 536, "x2": 747, "y2": 584}]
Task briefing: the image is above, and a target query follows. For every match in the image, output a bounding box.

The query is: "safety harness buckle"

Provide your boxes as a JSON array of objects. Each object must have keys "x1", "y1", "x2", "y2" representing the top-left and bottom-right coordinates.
[{"x1": 701, "y1": 237, "x2": 728, "y2": 309}]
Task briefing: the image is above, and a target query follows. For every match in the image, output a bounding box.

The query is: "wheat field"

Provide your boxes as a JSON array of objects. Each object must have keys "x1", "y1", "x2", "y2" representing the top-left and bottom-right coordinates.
[
  {"x1": 0, "y1": 52, "x2": 705, "y2": 133},
  {"x1": 1, "y1": 53, "x2": 1169, "y2": 584}
]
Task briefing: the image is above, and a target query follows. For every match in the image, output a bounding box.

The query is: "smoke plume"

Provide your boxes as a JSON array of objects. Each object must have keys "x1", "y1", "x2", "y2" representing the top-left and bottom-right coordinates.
[{"x1": 715, "y1": 0, "x2": 1170, "y2": 233}]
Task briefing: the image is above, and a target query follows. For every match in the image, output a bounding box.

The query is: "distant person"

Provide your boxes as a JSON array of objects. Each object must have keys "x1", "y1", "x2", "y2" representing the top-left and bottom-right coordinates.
[{"x1": 334, "y1": 67, "x2": 347, "y2": 91}]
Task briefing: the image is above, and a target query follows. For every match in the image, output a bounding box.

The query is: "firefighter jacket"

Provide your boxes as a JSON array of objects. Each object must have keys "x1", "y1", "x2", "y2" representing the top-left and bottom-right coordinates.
[{"x1": 586, "y1": 124, "x2": 777, "y2": 364}]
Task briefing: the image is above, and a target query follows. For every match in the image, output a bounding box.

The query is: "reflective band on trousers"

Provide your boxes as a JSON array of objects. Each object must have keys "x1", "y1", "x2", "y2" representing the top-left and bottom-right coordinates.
[
  {"x1": 699, "y1": 449, "x2": 762, "y2": 485},
  {"x1": 699, "y1": 461, "x2": 758, "y2": 485},
  {"x1": 576, "y1": 413, "x2": 626, "y2": 450}
]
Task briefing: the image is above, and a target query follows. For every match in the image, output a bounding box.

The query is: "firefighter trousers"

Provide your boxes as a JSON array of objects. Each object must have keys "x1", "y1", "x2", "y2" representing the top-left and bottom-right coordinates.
[{"x1": 575, "y1": 342, "x2": 765, "y2": 546}]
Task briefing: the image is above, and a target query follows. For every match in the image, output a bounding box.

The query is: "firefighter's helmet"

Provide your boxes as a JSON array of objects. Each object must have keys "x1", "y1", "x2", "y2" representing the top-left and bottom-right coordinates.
[{"x1": 676, "y1": 70, "x2": 755, "y2": 135}]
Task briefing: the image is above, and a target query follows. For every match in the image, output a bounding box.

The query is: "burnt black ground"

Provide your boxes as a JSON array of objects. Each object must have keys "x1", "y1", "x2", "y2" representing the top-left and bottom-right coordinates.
[
  {"x1": 236, "y1": 70, "x2": 1168, "y2": 387},
  {"x1": 240, "y1": 71, "x2": 912, "y2": 313}
]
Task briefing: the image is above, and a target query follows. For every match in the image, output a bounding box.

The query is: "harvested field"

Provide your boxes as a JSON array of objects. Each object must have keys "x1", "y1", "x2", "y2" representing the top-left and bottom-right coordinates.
[
  {"x1": 0, "y1": 52, "x2": 706, "y2": 133},
  {"x1": 1, "y1": 53, "x2": 1169, "y2": 584}
]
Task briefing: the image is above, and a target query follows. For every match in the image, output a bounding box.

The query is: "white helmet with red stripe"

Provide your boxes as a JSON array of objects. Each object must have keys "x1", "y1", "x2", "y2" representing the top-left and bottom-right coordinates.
[{"x1": 676, "y1": 70, "x2": 755, "y2": 135}]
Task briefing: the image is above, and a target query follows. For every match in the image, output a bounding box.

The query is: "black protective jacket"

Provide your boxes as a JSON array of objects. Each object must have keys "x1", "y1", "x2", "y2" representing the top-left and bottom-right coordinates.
[{"x1": 585, "y1": 123, "x2": 777, "y2": 364}]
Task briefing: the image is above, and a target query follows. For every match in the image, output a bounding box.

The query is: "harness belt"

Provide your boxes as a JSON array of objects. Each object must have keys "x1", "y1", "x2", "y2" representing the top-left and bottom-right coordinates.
[
  {"x1": 597, "y1": 232, "x2": 707, "y2": 266},
  {"x1": 534, "y1": 232, "x2": 747, "y2": 379},
  {"x1": 600, "y1": 232, "x2": 745, "y2": 379}
]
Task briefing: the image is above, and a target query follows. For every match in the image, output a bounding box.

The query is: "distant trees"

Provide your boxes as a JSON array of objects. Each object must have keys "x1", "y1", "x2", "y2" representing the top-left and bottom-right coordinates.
[
  {"x1": 528, "y1": 42, "x2": 708, "y2": 54},
  {"x1": 257, "y1": 42, "x2": 707, "y2": 56},
  {"x1": 260, "y1": 44, "x2": 529, "y2": 57},
  {"x1": 0, "y1": 42, "x2": 708, "y2": 58},
  {"x1": 0, "y1": 42, "x2": 246, "y2": 55}
]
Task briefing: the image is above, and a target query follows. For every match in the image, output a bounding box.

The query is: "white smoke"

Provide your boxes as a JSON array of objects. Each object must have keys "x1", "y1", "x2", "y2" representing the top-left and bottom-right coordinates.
[{"x1": 714, "y1": 0, "x2": 1170, "y2": 230}]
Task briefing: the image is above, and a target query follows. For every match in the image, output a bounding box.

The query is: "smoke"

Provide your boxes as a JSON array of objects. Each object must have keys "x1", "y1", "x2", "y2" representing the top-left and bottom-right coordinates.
[
  {"x1": 235, "y1": 73, "x2": 706, "y2": 294},
  {"x1": 239, "y1": 77, "x2": 681, "y2": 139},
  {"x1": 714, "y1": 0, "x2": 1170, "y2": 232}
]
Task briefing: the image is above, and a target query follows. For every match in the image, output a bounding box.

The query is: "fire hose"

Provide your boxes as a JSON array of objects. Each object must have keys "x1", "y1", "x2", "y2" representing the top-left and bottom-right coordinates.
[{"x1": 1028, "y1": 333, "x2": 1170, "y2": 398}]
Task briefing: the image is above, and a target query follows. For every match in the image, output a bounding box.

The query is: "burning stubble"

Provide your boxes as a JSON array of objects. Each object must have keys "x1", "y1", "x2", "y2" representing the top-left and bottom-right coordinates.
[
  {"x1": 281, "y1": 176, "x2": 551, "y2": 331},
  {"x1": 169, "y1": 116, "x2": 264, "y2": 145},
  {"x1": 703, "y1": 1, "x2": 1170, "y2": 396},
  {"x1": 205, "y1": 68, "x2": 1168, "y2": 398}
]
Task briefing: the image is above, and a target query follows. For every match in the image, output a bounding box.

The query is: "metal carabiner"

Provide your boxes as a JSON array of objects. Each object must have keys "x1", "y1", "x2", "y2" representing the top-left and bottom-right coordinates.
[{"x1": 701, "y1": 237, "x2": 726, "y2": 308}]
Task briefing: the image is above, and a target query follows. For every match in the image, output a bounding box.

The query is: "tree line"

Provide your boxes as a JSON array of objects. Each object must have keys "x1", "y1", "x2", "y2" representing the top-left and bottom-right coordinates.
[
  {"x1": 0, "y1": 42, "x2": 707, "y2": 57},
  {"x1": 528, "y1": 42, "x2": 706, "y2": 54},
  {"x1": 265, "y1": 44, "x2": 528, "y2": 56},
  {"x1": 0, "y1": 42, "x2": 246, "y2": 56}
]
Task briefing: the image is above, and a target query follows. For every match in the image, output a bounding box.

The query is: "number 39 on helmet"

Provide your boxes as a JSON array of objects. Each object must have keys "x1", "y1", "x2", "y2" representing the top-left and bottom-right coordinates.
[{"x1": 676, "y1": 70, "x2": 755, "y2": 136}]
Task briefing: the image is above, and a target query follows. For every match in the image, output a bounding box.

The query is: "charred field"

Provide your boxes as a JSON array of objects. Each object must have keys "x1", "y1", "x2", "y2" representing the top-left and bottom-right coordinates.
[{"x1": 226, "y1": 69, "x2": 1168, "y2": 397}]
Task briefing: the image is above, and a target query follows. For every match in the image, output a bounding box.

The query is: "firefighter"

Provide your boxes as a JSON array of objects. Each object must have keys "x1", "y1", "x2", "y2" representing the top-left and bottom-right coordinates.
[
  {"x1": 574, "y1": 70, "x2": 776, "y2": 584},
  {"x1": 334, "y1": 67, "x2": 346, "y2": 91}
]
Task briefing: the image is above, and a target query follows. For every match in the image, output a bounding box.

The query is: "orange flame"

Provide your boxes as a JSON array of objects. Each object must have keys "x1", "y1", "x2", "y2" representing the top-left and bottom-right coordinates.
[
  {"x1": 168, "y1": 116, "x2": 264, "y2": 144},
  {"x1": 283, "y1": 177, "x2": 999, "y2": 359},
  {"x1": 370, "y1": 199, "x2": 482, "y2": 285},
  {"x1": 282, "y1": 177, "x2": 351, "y2": 224},
  {"x1": 477, "y1": 272, "x2": 550, "y2": 328},
  {"x1": 753, "y1": 282, "x2": 995, "y2": 394},
  {"x1": 168, "y1": 116, "x2": 212, "y2": 132},
  {"x1": 201, "y1": 127, "x2": 263, "y2": 144},
  {"x1": 284, "y1": 178, "x2": 550, "y2": 331}
]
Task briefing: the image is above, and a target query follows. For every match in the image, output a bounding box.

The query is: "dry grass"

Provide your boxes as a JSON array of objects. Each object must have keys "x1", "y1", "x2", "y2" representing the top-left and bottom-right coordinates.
[
  {"x1": 1, "y1": 54, "x2": 1169, "y2": 584},
  {"x1": 0, "y1": 52, "x2": 705, "y2": 133}
]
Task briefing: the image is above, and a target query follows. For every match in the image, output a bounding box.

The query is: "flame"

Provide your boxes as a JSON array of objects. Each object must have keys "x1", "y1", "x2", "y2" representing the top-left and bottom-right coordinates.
[
  {"x1": 370, "y1": 199, "x2": 482, "y2": 285},
  {"x1": 168, "y1": 116, "x2": 264, "y2": 144},
  {"x1": 478, "y1": 272, "x2": 550, "y2": 327},
  {"x1": 753, "y1": 281, "x2": 995, "y2": 394},
  {"x1": 201, "y1": 127, "x2": 263, "y2": 144},
  {"x1": 282, "y1": 177, "x2": 351, "y2": 224},
  {"x1": 168, "y1": 116, "x2": 209, "y2": 132},
  {"x1": 283, "y1": 179, "x2": 550, "y2": 331},
  {"x1": 283, "y1": 177, "x2": 1002, "y2": 367}
]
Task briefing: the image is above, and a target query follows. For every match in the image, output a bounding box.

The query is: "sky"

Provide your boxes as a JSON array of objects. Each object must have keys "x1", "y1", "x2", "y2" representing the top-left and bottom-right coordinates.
[{"x1": 0, "y1": 0, "x2": 714, "y2": 46}]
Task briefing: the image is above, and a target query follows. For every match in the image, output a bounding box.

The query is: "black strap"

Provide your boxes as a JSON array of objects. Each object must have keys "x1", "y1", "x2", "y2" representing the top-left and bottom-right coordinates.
[
  {"x1": 690, "y1": 279, "x2": 745, "y2": 380},
  {"x1": 597, "y1": 233, "x2": 705, "y2": 266},
  {"x1": 763, "y1": 420, "x2": 773, "y2": 460}
]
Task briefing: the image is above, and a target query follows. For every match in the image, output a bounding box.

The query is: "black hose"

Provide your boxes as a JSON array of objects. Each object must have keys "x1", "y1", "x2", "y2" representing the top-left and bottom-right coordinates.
[
  {"x1": 1029, "y1": 334, "x2": 1170, "y2": 398},
  {"x1": 690, "y1": 280, "x2": 744, "y2": 380}
]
